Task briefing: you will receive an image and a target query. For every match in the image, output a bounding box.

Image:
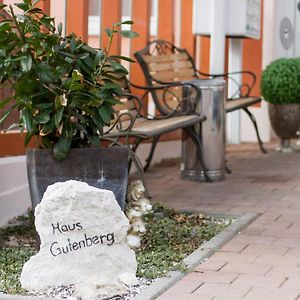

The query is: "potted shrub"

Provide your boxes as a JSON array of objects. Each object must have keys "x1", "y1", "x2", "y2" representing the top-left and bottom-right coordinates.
[
  {"x1": 261, "y1": 57, "x2": 300, "y2": 152},
  {"x1": 0, "y1": 0, "x2": 137, "y2": 209}
]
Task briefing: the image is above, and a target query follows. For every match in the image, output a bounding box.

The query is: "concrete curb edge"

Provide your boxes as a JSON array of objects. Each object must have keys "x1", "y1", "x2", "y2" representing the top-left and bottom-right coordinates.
[
  {"x1": 134, "y1": 212, "x2": 258, "y2": 300},
  {"x1": 0, "y1": 213, "x2": 258, "y2": 300}
]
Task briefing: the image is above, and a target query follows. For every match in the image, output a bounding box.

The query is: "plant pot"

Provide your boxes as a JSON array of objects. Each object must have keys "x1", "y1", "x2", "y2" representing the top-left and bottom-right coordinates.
[
  {"x1": 268, "y1": 103, "x2": 300, "y2": 152},
  {"x1": 26, "y1": 147, "x2": 128, "y2": 211}
]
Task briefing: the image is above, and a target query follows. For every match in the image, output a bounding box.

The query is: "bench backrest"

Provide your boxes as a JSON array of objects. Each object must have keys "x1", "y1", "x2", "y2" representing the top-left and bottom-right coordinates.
[{"x1": 134, "y1": 40, "x2": 198, "y2": 114}]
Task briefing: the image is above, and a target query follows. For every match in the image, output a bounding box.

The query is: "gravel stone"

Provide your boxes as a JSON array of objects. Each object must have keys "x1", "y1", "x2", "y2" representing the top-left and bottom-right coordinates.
[{"x1": 26, "y1": 277, "x2": 155, "y2": 300}]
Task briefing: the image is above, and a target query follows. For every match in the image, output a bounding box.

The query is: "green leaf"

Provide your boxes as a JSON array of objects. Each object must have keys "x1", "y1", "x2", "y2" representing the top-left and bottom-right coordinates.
[
  {"x1": 74, "y1": 122, "x2": 87, "y2": 134},
  {"x1": 0, "y1": 97, "x2": 12, "y2": 109},
  {"x1": 110, "y1": 61, "x2": 128, "y2": 74},
  {"x1": 105, "y1": 28, "x2": 113, "y2": 37},
  {"x1": 22, "y1": 109, "x2": 34, "y2": 132},
  {"x1": 70, "y1": 36, "x2": 76, "y2": 53},
  {"x1": 37, "y1": 62, "x2": 55, "y2": 83},
  {"x1": 0, "y1": 22, "x2": 11, "y2": 32},
  {"x1": 114, "y1": 20, "x2": 133, "y2": 27},
  {"x1": 40, "y1": 118, "x2": 55, "y2": 136},
  {"x1": 101, "y1": 82, "x2": 122, "y2": 90},
  {"x1": 54, "y1": 108, "x2": 64, "y2": 128},
  {"x1": 15, "y1": 3, "x2": 30, "y2": 11},
  {"x1": 34, "y1": 111, "x2": 50, "y2": 124},
  {"x1": 92, "y1": 115, "x2": 103, "y2": 131},
  {"x1": 87, "y1": 134, "x2": 99, "y2": 146},
  {"x1": 77, "y1": 53, "x2": 89, "y2": 60},
  {"x1": 20, "y1": 56, "x2": 32, "y2": 72},
  {"x1": 0, "y1": 104, "x2": 17, "y2": 126},
  {"x1": 53, "y1": 135, "x2": 72, "y2": 160},
  {"x1": 0, "y1": 4, "x2": 7, "y2": 9},
  {"x1": 4, "y1": 123, "x2": 21, "y2": 132},
  {"x1": 24, "y1": 132, "x2": 34, "y2": 146},
  {"x1": 41, "y1": 136, "x2": 52, "y2": 148},
  {"x1": 27, "y1": 7, "x2": 43, "y2": 14},
  {"x1": 32, "y1": 0, "x2": 40, "y2": 6},
  {"x1": 95, "y1": 50, "x2": 104, "y2": 65},
  {"x1": 57, "y1": 22, "x2": 63, "y2": 35},
  {"x1": 104, "y1": 96, "x2": 123, "y2": 105},
  {"x1": 120, "y1": 30, "x2": 139, "y2": 38},
  {"x1": 98, "y1": 104, "x2": 112, "y2": 124},
  {"x1": 35, "y1": 103, "x2": 53, "y2": 110},
  {"x1": 110, "y1": 55, "x2": 136, "y2": 63}
]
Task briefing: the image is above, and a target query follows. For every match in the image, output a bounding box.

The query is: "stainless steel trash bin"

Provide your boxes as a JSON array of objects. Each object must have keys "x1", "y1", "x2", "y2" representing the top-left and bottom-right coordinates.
[{"x1": 181, "y1": 79, "x2": 226, "y2": 182}]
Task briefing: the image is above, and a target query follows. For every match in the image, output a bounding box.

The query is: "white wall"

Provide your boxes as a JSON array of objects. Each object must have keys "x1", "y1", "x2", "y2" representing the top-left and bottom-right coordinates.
[
  {"x1": 240, "y1": 0, "x2": 278, "y2": 143},
  {"x1": 0, "y1": 141, "x2": 181, "y2": 226},
  {"x1": 0, "y1": 156, "x2": 31, "y2": 227}
]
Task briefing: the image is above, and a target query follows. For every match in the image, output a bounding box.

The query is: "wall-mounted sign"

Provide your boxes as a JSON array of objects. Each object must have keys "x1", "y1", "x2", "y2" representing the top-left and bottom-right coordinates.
[{"x1": 193, "y1": 0, "x2": 261, "y2": 39}]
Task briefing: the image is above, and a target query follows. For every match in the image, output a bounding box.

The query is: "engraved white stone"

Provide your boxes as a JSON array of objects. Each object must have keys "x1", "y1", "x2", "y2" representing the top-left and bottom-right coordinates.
[{"x1": 20, "y1": 180, "x2": 137, "y2": 300}]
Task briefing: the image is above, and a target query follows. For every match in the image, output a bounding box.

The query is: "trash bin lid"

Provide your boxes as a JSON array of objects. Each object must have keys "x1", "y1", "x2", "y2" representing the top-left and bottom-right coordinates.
[{"x1": 184, "y1": 78, "x2": 226, "y2": 88}]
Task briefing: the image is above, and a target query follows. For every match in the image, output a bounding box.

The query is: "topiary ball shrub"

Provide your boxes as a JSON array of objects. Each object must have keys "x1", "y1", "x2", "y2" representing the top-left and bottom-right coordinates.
[{"x1": 260, "y1": 58, "x2": 300, "y2": 104}]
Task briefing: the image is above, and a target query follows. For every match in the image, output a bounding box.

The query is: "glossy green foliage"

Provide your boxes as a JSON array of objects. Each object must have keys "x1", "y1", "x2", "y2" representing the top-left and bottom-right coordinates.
[
  {"x1": 261, "y1": 58, "x2": 300, "y2": 104},
  {"x1": 0, "y1": 0, "x2": 137, "y2": 159}
]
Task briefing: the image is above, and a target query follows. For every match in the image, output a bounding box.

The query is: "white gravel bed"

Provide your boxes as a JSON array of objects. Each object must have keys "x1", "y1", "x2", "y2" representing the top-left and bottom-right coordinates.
[{"x1": 25, "y1": 277, "x2": 155, "y2": 300}]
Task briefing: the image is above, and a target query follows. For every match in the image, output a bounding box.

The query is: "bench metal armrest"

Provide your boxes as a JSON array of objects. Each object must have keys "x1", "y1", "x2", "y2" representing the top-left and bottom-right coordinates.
[
  {"x1": 104, "y1": 93, "x2": 143, "y2": 135},
  {"x1": 195, "y1": 69, "x2": 256, "y2": 98},
  {"x1": 129, "y1": 81, "x2": 201, "y2": 116}
]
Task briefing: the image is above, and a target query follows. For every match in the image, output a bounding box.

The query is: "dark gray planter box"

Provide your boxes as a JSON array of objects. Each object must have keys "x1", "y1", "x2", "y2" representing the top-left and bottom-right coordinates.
[{"x1": 26, "y1": 147, "x2": 128, "y2": 210}]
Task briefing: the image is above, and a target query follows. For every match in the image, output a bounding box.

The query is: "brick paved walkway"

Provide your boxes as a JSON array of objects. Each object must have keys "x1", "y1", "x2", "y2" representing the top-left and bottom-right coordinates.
[{"x1": 144, "y1": 143, "x2": 300, "y2": 300}]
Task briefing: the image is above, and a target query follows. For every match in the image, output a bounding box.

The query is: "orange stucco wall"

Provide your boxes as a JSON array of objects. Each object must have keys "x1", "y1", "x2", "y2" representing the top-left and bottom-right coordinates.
[{"x1": 0, "y1": 0, "x2": 264, "y2": 157}]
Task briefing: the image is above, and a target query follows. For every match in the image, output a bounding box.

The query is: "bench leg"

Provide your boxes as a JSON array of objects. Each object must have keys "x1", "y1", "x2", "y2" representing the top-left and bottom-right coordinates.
[
  {"x1": 184, "y1": 127, "x2": 212, "y2": 182},
  {"x1": 104, "y1": 137, "x2": 151, "y2": 199},
  {"x1": 243, "y1": 107, "x2": 267, "y2": 154},
  {"x1": 127, "y1": 147, "x2": 151, "y2": 199},
  {"x1": 225, "y1": 160, "x2": 232, "y2": 174},
  {"x1": 128, "y1": 137, "x2": 143, "y2": 171},
  {"x1": 144, "y1": 135, "x2": 161, "y2": 172}
]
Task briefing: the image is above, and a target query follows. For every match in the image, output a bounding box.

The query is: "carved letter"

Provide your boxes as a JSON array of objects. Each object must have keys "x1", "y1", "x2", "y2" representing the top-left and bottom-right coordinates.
[
  {"x1": 61, "y1": 225, "x2": 68, "y2": 232},
  {"x1": 84, "y1": 234, "x2": 93, "y2": 247},
  {"x1": 67, "y1": 223, "x2": 76, "y2": 231},
  {"x1": 50, "y1": 242, "x2": 61, "y2": 257},
  {"x1": 106, "y1": 233, "x2": 115, "y2": 246},
  {"x1": 76, "y1": 222, "x2": 83, "y2": 230},
  {"x1": 51, "y1": 223, "x2": 62, "y2": 235}
]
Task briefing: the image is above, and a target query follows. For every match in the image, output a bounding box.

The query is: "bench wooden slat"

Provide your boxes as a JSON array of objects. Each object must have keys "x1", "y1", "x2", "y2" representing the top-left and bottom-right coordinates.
[
  {"x1": 143, "y1": 52, "x2": 190, "y2": 63},
  {"x1": 225, "y1": 97, "x2": 261, "y2": 113},
  {"x1": 151, "y1": 69, "x2": 195, "y2": 81},
  {"x1": 148, "y1": 59, "x2": 193, "y2": 72},
  {"x1": 106, "y1": 114, "x2": 206, "y2": 138}
]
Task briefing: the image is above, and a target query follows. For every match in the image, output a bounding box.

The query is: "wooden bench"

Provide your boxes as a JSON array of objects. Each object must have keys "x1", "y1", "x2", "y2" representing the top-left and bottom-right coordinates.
[
  {"x1": 102, "y1": 80, "x2": 208, "y2": 197},
  {"x1": 134, "y1": 40, "x2": 267, "y2": 154}
]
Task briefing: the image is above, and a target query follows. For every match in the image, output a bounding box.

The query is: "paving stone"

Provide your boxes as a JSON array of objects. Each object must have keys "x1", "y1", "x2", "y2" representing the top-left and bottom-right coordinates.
[
  {"x1": 265, "y1": 265, "x2": 300, "y2": 277},
  {"x1": 254, "y1": 254, "x2": 300, "y2": 266},
  {"x1": 208, "y1": 252, "x2": 259, "y2": 264},
  {"x1": 232, "y1": 274, "x2": 287, "y2": 288},
  {"x1": 194, "y1": 260, "x2": 227, "y2": 272},
  {"x1": 221, "y1": 262, "x2": 272, "y2": 275},
  {"x1": 231, "y1": 234, "x2": 277, "y2": 245},
  {"x1": 145, "y1": 142, "x2": 300, "y2": 300},
  {"x1": 212, "y1": 297, "x2": 245, "y2": 300},
  {"x1": 219, "y1": 241, "x2": 249, "y2": 253},
  {"x1": 161, "y1": 279, "x2": 203, "y2": 294},
  {"x1": 239, "y1": 223, "x2": 266, "y2": 235},
  {"x1": 185, "y1": 271, "x2": 239, "y2": 284},
  {"x1": 280, "y1": 277, "x2": 300, "y2": 289},
  {"x1": 241, "y1": 244, "x2": 289, "y2": 256},
  {"x1": 193, "y1": 283, "x2": 251, "y2": 297},
  {"x1": 157, "y1": 291, "x2": 213, "y2": 300},
  {"x1": 272, "y1": 237, "x2": 300, "y2": 248},
  {"x1": 244, "y1": 286, "x2": 300, "y2": 300}
]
